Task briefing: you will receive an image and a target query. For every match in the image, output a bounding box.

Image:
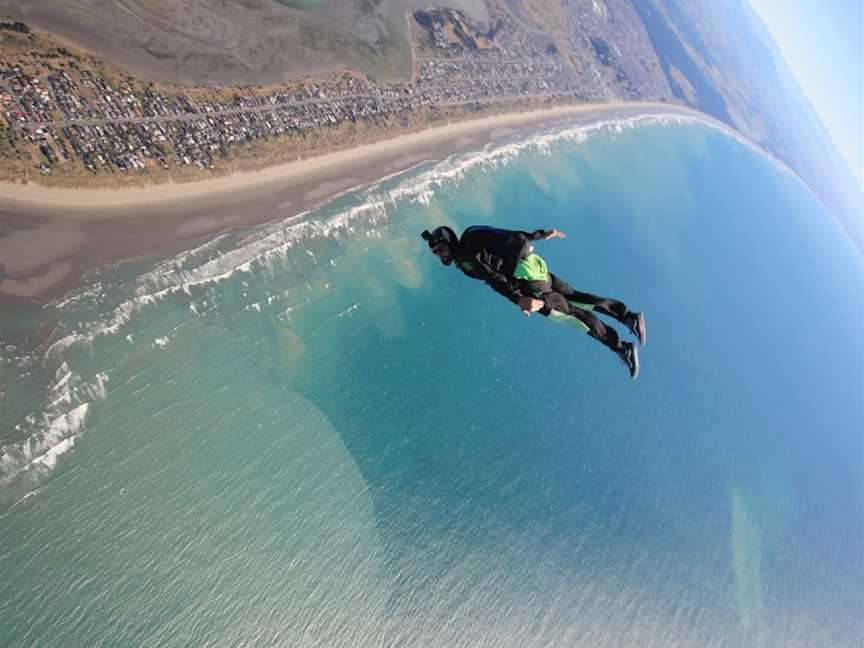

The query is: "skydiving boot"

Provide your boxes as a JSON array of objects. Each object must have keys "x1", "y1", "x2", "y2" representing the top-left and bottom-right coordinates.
[
  {"x1": 618, "y1": 342, "x2": 640, "y2": 379},
  {"x1": 625, "y1": 311, "x2": 647, "y2": 347}
]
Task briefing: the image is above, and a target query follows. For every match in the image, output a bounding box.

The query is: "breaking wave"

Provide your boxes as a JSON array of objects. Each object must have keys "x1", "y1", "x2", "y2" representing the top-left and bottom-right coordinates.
[{"x1": 0, "y1": 359, "x2": 109, "y2": 508}]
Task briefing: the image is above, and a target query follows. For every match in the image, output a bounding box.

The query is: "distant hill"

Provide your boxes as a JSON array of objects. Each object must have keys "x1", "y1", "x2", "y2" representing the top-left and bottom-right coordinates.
[
  {"x1": 630, "y1": 0, "x2": 863, "y2": 249},
  {"x1": 734, "y1": 0, "x2": 864, "y2": 249}
]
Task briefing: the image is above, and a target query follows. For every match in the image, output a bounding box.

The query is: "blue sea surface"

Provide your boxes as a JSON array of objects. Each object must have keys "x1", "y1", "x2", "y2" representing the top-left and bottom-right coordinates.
[{"x1": 1, "y1": 116, "x2": 862, "y2": 647}]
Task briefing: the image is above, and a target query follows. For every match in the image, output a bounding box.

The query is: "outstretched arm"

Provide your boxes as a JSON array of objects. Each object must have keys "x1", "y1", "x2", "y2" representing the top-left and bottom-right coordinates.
[{"x1": 521, "y1": 228, "x2": 566, "y2": 241}]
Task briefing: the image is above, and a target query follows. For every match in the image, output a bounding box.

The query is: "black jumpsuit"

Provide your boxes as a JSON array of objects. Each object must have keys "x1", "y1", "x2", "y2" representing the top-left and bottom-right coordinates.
[{"x1": 452, "y1": 226, "x2": 632, "y2": 353}]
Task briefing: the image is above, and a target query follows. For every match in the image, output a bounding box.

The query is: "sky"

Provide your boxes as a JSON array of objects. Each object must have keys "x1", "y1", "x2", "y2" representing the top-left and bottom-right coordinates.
[{"x1": 747, "y1": 0, "x2": 864, "y2": 190}]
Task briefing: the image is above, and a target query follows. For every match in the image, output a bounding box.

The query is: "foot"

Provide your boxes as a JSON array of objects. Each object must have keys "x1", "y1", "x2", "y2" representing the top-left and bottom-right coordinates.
[
  {"x1": 618, "y1": 342, "x2": 640, "y2": 379},
  {"x1": 625, "y1": 311, "x2": 647, "y2": 347}
]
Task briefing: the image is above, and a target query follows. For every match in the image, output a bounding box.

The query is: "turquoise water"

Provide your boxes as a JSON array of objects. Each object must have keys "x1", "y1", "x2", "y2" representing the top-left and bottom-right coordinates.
[{"x1": 2, "y1": 116, "x2": 862, "y2": 647}]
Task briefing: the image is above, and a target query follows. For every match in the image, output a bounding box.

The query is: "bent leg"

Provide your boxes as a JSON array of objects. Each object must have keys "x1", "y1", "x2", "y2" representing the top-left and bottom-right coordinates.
[
  {"x1": 542, "y1": 291, "x2": 622, "y2": 352},
  {"x1": 549, "y1": 274, "x2": 630, "y2": 323}
]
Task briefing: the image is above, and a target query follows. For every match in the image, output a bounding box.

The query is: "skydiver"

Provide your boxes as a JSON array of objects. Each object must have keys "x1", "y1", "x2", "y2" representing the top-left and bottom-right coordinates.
[{"x1": 421, "y1": 225, "x2": 646, "y2": 378}]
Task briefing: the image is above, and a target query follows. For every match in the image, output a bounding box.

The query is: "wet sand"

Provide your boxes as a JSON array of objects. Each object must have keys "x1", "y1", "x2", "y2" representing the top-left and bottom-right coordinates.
[{"x1": 0, "y1": 102, "x2": 728, "y2": 303}]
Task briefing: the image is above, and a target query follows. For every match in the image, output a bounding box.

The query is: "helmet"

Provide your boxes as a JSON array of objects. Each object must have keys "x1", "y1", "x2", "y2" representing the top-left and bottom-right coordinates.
[{"x1": 421, "y1": 226, "x2": 457, "y2": 265}]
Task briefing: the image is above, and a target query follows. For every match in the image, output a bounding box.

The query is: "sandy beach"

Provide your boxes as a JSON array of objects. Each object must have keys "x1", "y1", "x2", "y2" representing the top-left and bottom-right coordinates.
[{"x1": 0, "y1": 101, "x2": 731, "y2": 303}]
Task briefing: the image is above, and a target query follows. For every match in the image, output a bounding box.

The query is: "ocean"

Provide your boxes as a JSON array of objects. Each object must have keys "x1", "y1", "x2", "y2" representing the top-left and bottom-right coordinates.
[{"x1": 1, "y1": 115, "x2": 862, "y2": 647}]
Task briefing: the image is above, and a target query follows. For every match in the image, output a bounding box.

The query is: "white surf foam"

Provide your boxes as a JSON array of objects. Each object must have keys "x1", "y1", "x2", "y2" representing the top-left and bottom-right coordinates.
[
  {"x1": 1, "y1": 367, "x2": 109, "y2": 484},
  {"x1": 1, "y1": 402, "x2": 90, "y2": 479},
  {"x1": 127, "y1": 116, "x2": 693, "y2": 306},
  {"x1": 337, "y1": 303, "x2": 359, "y2": 319},
  {"x1": 39, "y1": 111, "x2": 726, "y2": 360}
]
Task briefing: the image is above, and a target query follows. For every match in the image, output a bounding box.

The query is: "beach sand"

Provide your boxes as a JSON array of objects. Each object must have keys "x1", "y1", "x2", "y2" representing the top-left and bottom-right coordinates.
[{"x1": 0, "y1": 102, "x2": 726, "y2": 302}]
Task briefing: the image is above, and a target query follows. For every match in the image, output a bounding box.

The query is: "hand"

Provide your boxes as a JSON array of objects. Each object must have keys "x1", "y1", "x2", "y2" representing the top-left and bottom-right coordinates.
[
  {"x1": 545, "y1": 229, "x2": 566, "y2": 240},
  {"x1": 518, "y1": 296, "x2": 545, "y2": 316}
]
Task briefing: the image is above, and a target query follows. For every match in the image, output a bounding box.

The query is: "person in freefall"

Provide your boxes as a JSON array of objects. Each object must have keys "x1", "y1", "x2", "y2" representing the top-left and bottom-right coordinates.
[{"x1": 421, "y1": 225, "x2": 646, "y2": 378}]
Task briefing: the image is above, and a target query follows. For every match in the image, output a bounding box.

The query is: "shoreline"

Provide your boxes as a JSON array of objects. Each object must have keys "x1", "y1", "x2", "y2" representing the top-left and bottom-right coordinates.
[
  {"x1": 0, "y1": 101, "x2": 751, "y2": 303},
  {"x1": 0, "y1": 102, "x2": 697, "y2": 212}
]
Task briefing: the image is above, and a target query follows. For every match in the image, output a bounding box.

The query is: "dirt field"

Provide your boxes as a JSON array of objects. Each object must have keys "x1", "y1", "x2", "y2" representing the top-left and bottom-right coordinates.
[{"x1": 0, "y1": 0, "x2": 487, "y2": 86}]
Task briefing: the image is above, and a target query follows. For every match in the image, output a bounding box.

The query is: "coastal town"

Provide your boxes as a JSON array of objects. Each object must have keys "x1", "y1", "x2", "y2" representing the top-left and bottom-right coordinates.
[{"x1": 0, "y1": 9, "x2": 674, "y2": 186}]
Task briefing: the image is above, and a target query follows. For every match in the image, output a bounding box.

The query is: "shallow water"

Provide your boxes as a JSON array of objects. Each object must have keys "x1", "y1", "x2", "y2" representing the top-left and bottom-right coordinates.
[{"x1": 1, "y1": 115, "x2": 862, "y2": 647}]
